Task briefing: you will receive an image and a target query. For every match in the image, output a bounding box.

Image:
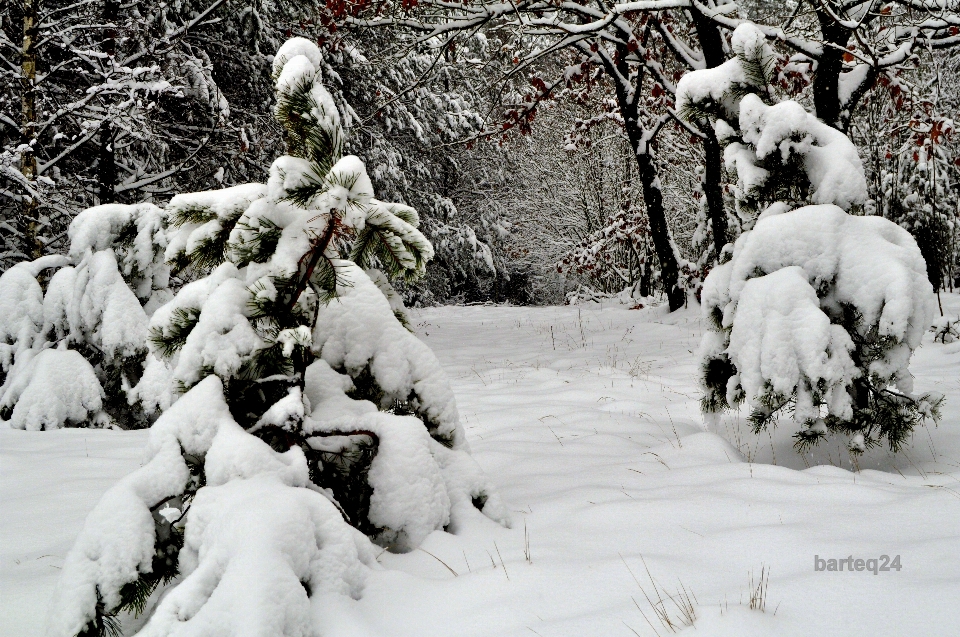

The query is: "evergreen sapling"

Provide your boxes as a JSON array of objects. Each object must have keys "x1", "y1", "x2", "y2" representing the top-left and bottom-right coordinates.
[
  {"x1": 48, "y1": 38, "x2": 507, "y2": 637},
  {"x1": 678, "y1": 23, "x2": 943, "y2": 455}
]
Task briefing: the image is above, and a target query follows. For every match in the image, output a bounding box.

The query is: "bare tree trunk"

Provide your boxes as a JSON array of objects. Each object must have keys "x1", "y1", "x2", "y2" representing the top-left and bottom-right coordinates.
[
  {"x1": 813, "y1": 7, "x2": 849, "y2": 130},
  {"x1": 97, "y1": 0, "x2": 119, "y2": 204},
  {"x1": 19, "y1": 0, "x2": 42, "y2": 260},
  {"x1": 606, "y1": 40, "x2": 685, "y2": 311},
  {"x1": 692, "y1": 7, "x2": 729, "y2": 260},
  {"x1": 97, "y1": 122, "x2": 117, "y2": 204},
  {"x1": 633, "y1": 147, "x2": 684, "y2": 310},
  {"x1": 702, "y1": 133, "x2": 728, "y2": 259}
]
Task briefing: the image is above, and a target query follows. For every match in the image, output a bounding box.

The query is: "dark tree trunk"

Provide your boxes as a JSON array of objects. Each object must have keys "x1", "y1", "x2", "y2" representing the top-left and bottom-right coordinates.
[
  {"x1": 813, "y1": 9, "x2": 849, "y2": 129},
  {"x1": 607, "y1": 40, "x2": 685, "y2": 311},
  {"x1": 97, "y1": 0, "x2": 119, "y2": 204},
  {"x1": 702, "y1": 132, "x2": 727, "y2": 259},
  {"x1": 19, "y1": 0, "x2": 42, "y2": 260},
  {"x1": 98, "y1": 122, "x2": 116, "y2": 204},
  {"x1": 692, "y1": 7, "x2": 729, "y2": 259},
  {"x1": 633, "y1": 148, "x2": 685, "y2": 310}
]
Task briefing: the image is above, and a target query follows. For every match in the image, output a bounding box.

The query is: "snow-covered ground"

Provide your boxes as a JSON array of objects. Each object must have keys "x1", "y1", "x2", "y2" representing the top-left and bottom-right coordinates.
[{"x1": 3, "y1": 295, "x2": 960, "y2": 636}]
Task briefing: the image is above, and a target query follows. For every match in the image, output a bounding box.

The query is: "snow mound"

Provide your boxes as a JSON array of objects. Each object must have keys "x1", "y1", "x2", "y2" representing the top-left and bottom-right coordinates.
[{"x1": 1, "y1": 348, "x2": 104, "y2": 430}]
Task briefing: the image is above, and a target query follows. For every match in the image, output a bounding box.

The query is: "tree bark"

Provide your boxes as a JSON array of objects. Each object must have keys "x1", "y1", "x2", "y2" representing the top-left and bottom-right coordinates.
[
  {"x1": 702, "y1": 132, "x2": 727, "y2": 260},
  {"x1": 97, "y1": 0, "x2": 119, "y2": 204},
  {"x1": 692, "y1": 7, "x2": 729, "y2": 260},
  {"x1": 19, "y1": 0, "x2": 42, "y2": 260},
  {"x1": 813, "y1": 7, "x2": 850, "y2": 129},
  {"x1": 607, "y1": 40, "x2": 685, "y2": 311},
  {"x1": 633, "y1": 148, "x2": 685, "y2": 310},
  {"x1": 98, "y1": 122, "x2": 117, "y2": 204}
]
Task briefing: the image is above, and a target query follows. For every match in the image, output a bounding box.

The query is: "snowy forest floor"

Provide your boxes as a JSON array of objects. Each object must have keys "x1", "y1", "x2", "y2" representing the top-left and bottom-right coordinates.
[{"x1": 3, "y1": 295, "x2": 960, "y2": 637}]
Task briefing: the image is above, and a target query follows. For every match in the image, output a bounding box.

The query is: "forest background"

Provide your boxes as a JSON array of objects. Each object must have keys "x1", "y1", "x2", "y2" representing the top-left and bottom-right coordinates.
[{"x1": 2, "y1": 0, "x2": 958, "y2": 306}]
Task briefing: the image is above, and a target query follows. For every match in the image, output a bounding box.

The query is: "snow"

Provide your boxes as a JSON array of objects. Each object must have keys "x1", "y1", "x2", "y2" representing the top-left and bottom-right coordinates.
[
  {"x1": 78, "y1": 251, "x2": 150, "y2": 359},
  {"x1": 5, "y1": 299, "x2": 960, "y2": 636},
  {"x1": 276, "y1": 55, "x2": 319, "y2": 93},
  {"x1": 358, "y1": 413, "x2": 452, "y2": 551},
  {"x1": 1, "y1": 349, "x2": 105, "y2": 430},
  {"x1": 300, "y1": 360, "x2": 505, "y2": 551},
  {"x1": 726, "y1": 266, "x2": 857, "y2": 421},
  {"x1": 44, "y1": 376, "x2": 374, "y2": 636},
  {"x1": 724, "y1": 205, "x2": 933, "y2": 348},
  {"x1": 273, "y1": 38, "x2": 324, "y2": 79},
  {"x1": 129, "y1": 354, "x2": 177, "y2": 416},
  {"x1": 735, "y1": 95, "x2": 867, "y2": 210},
  {"x1": 169, "y1": 275, "x2": 262, "y2": 388},
  {"x1": 0, "y1": 263, "x2": 46, "y2": 370},
  {"x1": 68, "y1": 203, "x2": 169, "y2": 302},
  {"x1": 675, "y1": 23, "x2": 770, "y2": 120},
  {"x1": 700, "y1": 205, "x2": 934, "y2": 430},
  {"x1": 40, "y1": 250, "x2": 149, "y2": 360},
  {"x1": 312, "y1": 262, "x2": 462, "y2": 447},
  {"x1": 139, "y1": 475, "x2": 372, "y2": 637}
]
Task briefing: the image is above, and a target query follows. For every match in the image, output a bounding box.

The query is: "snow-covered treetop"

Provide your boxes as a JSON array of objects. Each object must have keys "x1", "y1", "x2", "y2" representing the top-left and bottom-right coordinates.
[
  {"x1": 678, "y1": 22, "x2": 867, "y2": 222},
  {"x1": 676, "y1": 23, "x2": 775, "y2": 122}
]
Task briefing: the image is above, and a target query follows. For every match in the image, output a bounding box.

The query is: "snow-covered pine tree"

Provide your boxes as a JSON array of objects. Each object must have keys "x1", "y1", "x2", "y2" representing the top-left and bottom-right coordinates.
[
  {"x1": 47, "y1": 37, "x2": 507, "y2": 637},
  {"x1": 679, "y1": 23, "x2": 943, "y2": 455},
  {"x1": 0, "y1": 203, "x2": 169, "y2": 430}
]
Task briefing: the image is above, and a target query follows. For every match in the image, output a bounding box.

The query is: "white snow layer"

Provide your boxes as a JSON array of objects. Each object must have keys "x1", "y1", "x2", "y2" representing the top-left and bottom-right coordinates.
[
  {"x1": 68, "y1": 203, "x2": 169, "y2": 302},
  {"x1": 675, "y1": 23, "x2": 771, "y2": 120},
  {"x1": 164, "y1": 183, "x2": 267, "y2": 266},
  {"x1": 702, "y1": 204, "x2": 935, "y2": 415},
  {"x1": 7, "y1": 302, "x2": 960, "y2": 637},
  {"x1": 46, "y1": 376, "x2": 375, "y2": 637},
  {"x1": 273, "y1": 38, "x2": 324, "y2": 80},
  {"x1": 734, "y1": 94, "x2": 867, "y2": 210},
  {"x1": 0, "y1": 264, "x2": 46, "y2": 370},
  {"x1": 0, "y1": 249, "x2": 150, "y2": 429},
  {"x1": 1, "y1": 349, "x2": 104, "y2": 430},
  {"x1": 138, "y1": 475, "x2": 372, "y2": 637},
  {"x1": 726, "y1": 266, "x2": 857, "y2": 421},
  {"x1": 313, "y1": 262, "x2": 464, "y2": 447},
  {"x1": 303, "y1": 360, "x2": 509, "y2": 550},
  {"x1": 43, "y1": 251, "x2": 149, "y2": 359}
]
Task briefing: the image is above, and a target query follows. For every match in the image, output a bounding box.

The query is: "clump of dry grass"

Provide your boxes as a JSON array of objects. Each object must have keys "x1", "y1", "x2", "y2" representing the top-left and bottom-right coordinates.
[{"x1": 620, "y1": 554, "x2": 697, "y2": 636}]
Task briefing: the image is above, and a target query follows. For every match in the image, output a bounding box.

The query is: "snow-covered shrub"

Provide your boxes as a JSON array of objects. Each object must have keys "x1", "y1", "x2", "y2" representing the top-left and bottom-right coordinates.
[
  {"x1": 681, "y1": 24, "x2": 943, "y2": 454},
  {"x1": 0, "y1": 204, "x2": 169, "y2": 429},
  {"x1": 49, "y1": 38, "x2": 507, "y2": 637},
  {"x1": 699, "y1": 205, "x2": 941, "y2": 452}
]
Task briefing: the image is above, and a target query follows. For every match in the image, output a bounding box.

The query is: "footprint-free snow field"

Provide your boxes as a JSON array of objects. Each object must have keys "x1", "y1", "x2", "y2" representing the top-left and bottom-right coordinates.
[{"x1": 4, "y1": 298, "x2": 960, "y2": 636}]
